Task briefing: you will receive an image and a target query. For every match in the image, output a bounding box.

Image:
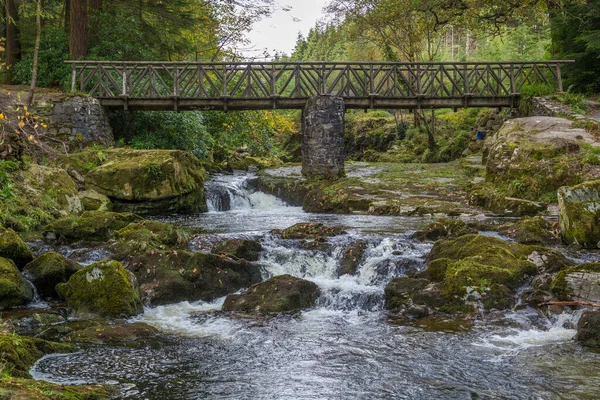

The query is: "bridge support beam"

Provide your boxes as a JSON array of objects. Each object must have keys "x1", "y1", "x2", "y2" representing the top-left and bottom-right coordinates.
[{"x1": 301, "y1": 96, "x2": 345, "y2": 179}]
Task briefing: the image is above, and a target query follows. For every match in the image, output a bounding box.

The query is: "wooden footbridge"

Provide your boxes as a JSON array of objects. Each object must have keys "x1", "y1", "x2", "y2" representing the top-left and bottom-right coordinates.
[{"x1": 67, "y1": 61, "x2": 572, "y2": 111}]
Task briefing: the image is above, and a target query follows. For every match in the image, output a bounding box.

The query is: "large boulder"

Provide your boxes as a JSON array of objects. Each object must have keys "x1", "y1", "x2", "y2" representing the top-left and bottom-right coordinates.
[
  {"x1": 511, "y1": 216, "x2": 558, "y2": 245},
  {"x1": 56, "y1": 260, "x2": 143, "y2": 318},
  {"x1": 223, "y1": 274, "x2": 321, "y2": 313},
  {"x1": 83, "y1": 149, "x2": 208, "y2": 214},
  {"x1": 0, "y1": 228, "x2": 33, "y2": 269},
  {"x1": 126, "y1": 250, "x2": 262, "y2": 306},
  {"x1": 43, "y1": 211, "x2": 143, "y2": 242},
  {"x1": 558, "y1": 180, "x2": 600, "y2": 248},
  {"x1": 0, "y1": 257, "x2": 33, "y2": 308},
  {"x1": 24, "y1": 252, "x2": 81, "y2": 298},
  {"x1": 551, "y1": 262, "x2": 600, "y2": 303},
  {"x1": 484, "y1": 117, "x2": 600, "y2": 198},
  {"x1": 576, "y1": 310, "x2": 600, "y2": 348},
  {"x1": 399, "y1": 234, "x2": 574, "y2": 314},
  {"x1": 22, "y1": 164, "x2": 83, "y2": 217},
  {"x1": 212, "y1": 239, "x2": 262, "y2": 262},
  {"x1": 274, "y1": 223, "x2": 347, "y2": 240},
  {"x1": 337, "y1": 240, "x2": 368, "y2": 276}
]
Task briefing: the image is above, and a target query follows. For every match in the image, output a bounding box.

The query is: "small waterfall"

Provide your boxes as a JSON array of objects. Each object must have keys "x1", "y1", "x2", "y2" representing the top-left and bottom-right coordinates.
[
  {"x1": 205, "y1": 173, "x2": 288, "y2": 212},
  {"x1": 22, "y1": 271, "x2": 49, "y2": 309},
  {"x1": 259, "y1": 234, "x2": 431, "y2": 311}
]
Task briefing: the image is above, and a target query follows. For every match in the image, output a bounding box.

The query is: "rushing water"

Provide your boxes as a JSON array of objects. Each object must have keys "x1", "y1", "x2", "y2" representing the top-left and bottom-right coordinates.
[{"x1": 31, "y1": 173, "x2": 600, "y2": 399}]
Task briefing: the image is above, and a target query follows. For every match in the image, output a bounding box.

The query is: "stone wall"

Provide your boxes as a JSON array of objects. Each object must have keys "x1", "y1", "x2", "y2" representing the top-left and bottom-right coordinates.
[{"x1": 301, "y1": 96, "x2": 346, "y2": 179}]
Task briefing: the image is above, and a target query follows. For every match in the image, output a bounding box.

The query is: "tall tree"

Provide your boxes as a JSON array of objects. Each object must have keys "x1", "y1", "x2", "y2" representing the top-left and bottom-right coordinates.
[
  {"x1": 4, "y1": 0, "x2": 21, "y2": 82},
  {"x1": 69, "y1": 0, "x2": 88, "y2": 59}
]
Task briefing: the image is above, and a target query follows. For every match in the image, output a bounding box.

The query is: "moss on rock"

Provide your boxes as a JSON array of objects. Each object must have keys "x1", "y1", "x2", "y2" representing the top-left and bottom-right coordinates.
[
  {"x1": 274, "y1": 223, "x2": 347, "y2": 240},
  {"x1": 0, "y1": 228, "x2": 33, "y2": 269},
  {"x1": 512, "y1": 216, "x2": 557, "y2": 245},
  {"x1": 0, "y1": 257, "x2": 33, "y2": 308},
  {"x1": 22, "y1": 164, "x2": 83, "y2": 217},
  {"x1": 23, "y1": 252, "x2": 81, "y2": 298},
  {"x1": 43, "y1": 211, "x2": 143, "y2": 242},
  {"x1": 0, "y1": 332, "x2": 74, "y2": 378},
  {"x1": 558, "y1": 180, "x2": 600, "y2": 248},
  {"x1": 223, "y1": 274, "x2": 321, "y2": 314},
  {"x1": 56, "y1": 259, "x2": 142, "y2": 318},
  {"x1": 550, "y1": 262, "x2": 600, "y2": 301},
  {"x1": 414, "y1": 218, "x2": 477, "y2": 242},
  {"x1": 112, "y1": 220, "x2": 182, "y2": 256},
  {"x1": 78, "y1": 190, "x2": 112, "y2": 212},
  {"x1": 212, "y1": 239, "x2": 262, "y2": 262},
  {"x1": 126, "y1": 250, "x2": 262, "y2": 306},
  {"x1": 384, "y1": 277, "x2": 429, "y2": 311}
]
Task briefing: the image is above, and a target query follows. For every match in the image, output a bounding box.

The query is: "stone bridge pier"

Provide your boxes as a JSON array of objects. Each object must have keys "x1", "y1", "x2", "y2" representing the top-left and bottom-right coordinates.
[{"x1": 301, "y1": 96, "x2": 346, "y2": 179}]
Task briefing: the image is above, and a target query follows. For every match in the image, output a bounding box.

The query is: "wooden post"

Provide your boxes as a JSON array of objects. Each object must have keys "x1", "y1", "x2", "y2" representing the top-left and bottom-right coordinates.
[
  {"x1": 556, "y1": 63, "x2": 563, "y2": 93},
  {"x1": 71, "y1": 64, "x2": 77, "y2": 92}
]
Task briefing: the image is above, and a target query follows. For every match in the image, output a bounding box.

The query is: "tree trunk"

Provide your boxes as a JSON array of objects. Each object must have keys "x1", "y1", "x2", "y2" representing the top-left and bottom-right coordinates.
[
  {"x1": 4, "y1": 0, "x2": 21, "y2": 83},
  {"x1": 69, "y1": 0, "x2": 88, "y2": 59},
  {"x1": 546, "y1": 0, "x2": 562, "y2": 57},
  {"x1": 90, "y1": 0, "x2": 102, "y2": 11},
  {"x1": 64, "y1": 0, "x2": 71, "y2": 33},
  {"x1": 31, "y1": 0, "x2": 43, "y2": 94}
]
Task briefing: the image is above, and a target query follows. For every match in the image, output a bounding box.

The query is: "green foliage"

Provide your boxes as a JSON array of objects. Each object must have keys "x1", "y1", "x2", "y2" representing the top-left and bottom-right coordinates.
[
  {"x1": 555, "y1": 92, "x2": 586, "y2": 114},
  {"x1": 12, "y1": 28, "x2": 70, "y2": 88},
  {"x1": 0, "y1": 161, "x2": 19, "y2": 200},
  {"x1": 581, "y1": 144, "x2": 600, "y2": 165},
  {"x1": 109, "y1": 111, "x2": 213, "y2": 160},
  {"x1": 519, "y1": 84, "x2": 554, "y2": 97}
]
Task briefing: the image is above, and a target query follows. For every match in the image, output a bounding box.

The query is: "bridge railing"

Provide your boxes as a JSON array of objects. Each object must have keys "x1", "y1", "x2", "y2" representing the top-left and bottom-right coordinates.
[{"x1": 65, "y1": 61, "x2": 573, "y2": 109}]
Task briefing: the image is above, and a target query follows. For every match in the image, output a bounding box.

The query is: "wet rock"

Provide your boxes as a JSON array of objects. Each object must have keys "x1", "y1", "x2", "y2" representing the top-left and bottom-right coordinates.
[
  {"x1": 576, "y1": 310, "x2": 600, "y2": 348},
  {"x1": 66, "y1": 321, "x2": 159, "y2": 344},
  {"x1": 212, "y1": 239, "x2": 262, "y2": 262},
  {"x1": 274, "y1": 223, "x2": 347, "y2": 240},
  {"x1": 2, "y1": 310, "x2": 67, "y2": 337},
  {"x1": 223, "y1": 274, "x2": 321, "y2": 313},
  {"x1": 0, "y1": 257, "x2": 34, "y2": 308},
  {"x1": 78, "y1": 189, "x2": 112, "y2": 212},
  {"x1": 338, "y1": 240, "x2": 368, "y2": 276},
  {"x1": 551, "y1": 262, "x2": 600, "y2": 303},
  {"x1": 126, "y1": 250, "x2": 262, "y2": 306},
  {"x1": 0, "y1": 228, "x2": 33, "y2": 269},
  {"x1": 510, "y1": 216, "x2": 558, "y2": 245},
  {"x1": 0, "y1": 332, "x2": 74, "y2": 378},
  {"x1": 110, "y1": 219, "x2": 185, "y2": 258},
  {"x1": 384, "y1": 277, "x2": 430, "y2": 311},
  {"x1": 23, "y1": 252, "x2": 81, "y2": 298},
  {"x1": 83, "y1": 149, "x2": 208, "y2": 214},
  {"x1": 43, "y1": 211, "x2": 143, "y2": 242},
  {"x1": 558, "y1": 180, "x2": 600, "y2": 248},
  {"x1": 468, "y1": 187, "x2": 546, "y2": 216},
  {"x1": 414, "y1": 218, "x2": 477, "y2": 242},
  {"x1": 412, "y1": 234, "x2": 574, "y2": 313},
  {"x1": 56, "y1": 259, "x2": 143, "y2": 318}
]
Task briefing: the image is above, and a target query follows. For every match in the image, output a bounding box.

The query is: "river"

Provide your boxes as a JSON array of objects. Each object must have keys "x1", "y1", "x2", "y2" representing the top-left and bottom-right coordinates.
[{"x1": 31, "y1": 172, "x2": 600, "y2": 399}]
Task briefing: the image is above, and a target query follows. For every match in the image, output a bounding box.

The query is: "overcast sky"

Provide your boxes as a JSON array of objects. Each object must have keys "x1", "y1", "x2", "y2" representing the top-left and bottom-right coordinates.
[{"x1": 242, "y1": 0, "x2": 330, "y2": 59}]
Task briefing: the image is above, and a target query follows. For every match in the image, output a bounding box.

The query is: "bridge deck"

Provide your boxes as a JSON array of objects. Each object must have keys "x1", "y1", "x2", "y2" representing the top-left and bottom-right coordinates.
[{"x1": 67, "y1": 61, "x2": 573, "y2": 111}]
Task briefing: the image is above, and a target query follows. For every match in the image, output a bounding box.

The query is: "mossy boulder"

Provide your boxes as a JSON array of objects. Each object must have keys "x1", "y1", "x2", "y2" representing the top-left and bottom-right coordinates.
[
  {"x1": 22, "y1": 164, "x2": 83, "y2": 217},
  {"x1": 550, "y1": 262, "x2": 600, "y2": 302},
  {"x1": 384, "y1": 277, "x2": 430, "y2": 311},
  {"x1": 338, "y1": 240, "x2": 368, "y2": 276},
  {"x1": 23, "y1": 252, "x2": 81, "y2": 298},
  {"x1": 0, "y1": 257, "x2": 34, "y2": 308},
  {"x1": 274, "y1": 223, "x2": 347, "y2": 240},
  {"x1": 56, "y1": 259, "x2": 143, "y2": 318},
  {"x1": 576, "y1": 310, "x2": 600, "y2": 348},
  {"x1": 78, "y1": 189, "x2": 112, "y2": 211},
  {"x1": 126, "y1": 250, "x2": 262, "y2": 306},
  {"x1": 414, "y1": 218, "x2": 477, "y2": 242},
  {"x1": 468, "y1": 185, "x2": 546, "y2": 216},
  {"x1": 511, "y1": 216, "x2": 558, "y2": 245},
  {"x1": 223, "y1": 274, "x2": 321, "y2": 314},
  {"x1": 558, "y1": 180, "x2": 600, "y2": 248},
  {"x1": 0, "y1": 332, "x2": 74, "y2": 378},
  {"x1": 408, "y1": 234, "x2": 573, "y2": 314},
  {"x1": 211, "y1": 239, "x2": 262, "y2": 262},
  {"x1": 484, "y1": 117, "x2": 600, "y2": 202},
  {"x1": 83, "y1": 149, "x2": 208, "y2": 214},
  {"x1": 43, "y1": 211, "x2": 143, "y2": 242},
  {"x1": 111, "y1": 219, "x2": 183, "y2": 257},
  {"x1": 0, "y1": 229, "x2": 33, "y2": 269}
]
